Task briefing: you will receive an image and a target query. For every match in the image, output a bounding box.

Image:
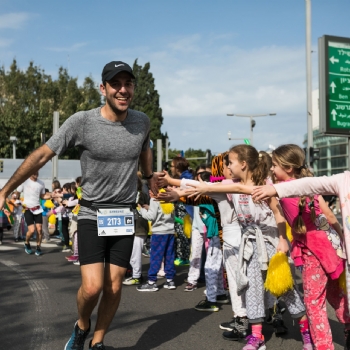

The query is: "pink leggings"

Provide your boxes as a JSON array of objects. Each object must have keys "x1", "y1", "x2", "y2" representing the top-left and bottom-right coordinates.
[{"x1": 302, "y1": 249, "x2": 350, "y2": 350}]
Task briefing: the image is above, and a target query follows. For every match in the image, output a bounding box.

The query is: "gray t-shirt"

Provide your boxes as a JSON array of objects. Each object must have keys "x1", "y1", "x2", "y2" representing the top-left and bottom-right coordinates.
[{"x1": 46, "y1": 107, "x2": 150, "y2": 220}]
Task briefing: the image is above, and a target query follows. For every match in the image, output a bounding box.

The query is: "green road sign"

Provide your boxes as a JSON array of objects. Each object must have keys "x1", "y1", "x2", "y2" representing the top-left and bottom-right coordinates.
[
  {"x1": 319, "y1": 35, "x2": 350, "y2": 136},
  {"x1": 244, "y1": 139, "x2": 250, "y2": 145}
]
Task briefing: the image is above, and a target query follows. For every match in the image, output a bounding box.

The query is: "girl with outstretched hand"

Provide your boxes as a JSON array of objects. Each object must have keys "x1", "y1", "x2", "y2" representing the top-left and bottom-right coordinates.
[{"x1": 257, "y1": 144, "x2": 348, "y2": 350}]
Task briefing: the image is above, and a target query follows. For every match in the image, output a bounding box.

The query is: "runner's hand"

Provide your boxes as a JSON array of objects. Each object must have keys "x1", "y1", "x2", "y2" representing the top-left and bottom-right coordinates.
[
  {"x1": 157, "y1": 170, "x2": 169, "y2": 188},
  {"x1": 147, "y1": 174, "x2": 159, "y2": 196},
  {"x1": 155, "y1": 187, "x2": 180, "y2": 203}
]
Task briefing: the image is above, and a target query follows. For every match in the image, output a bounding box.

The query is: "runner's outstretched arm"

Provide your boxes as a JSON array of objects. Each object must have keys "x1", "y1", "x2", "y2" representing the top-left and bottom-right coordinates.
[{"x1": 0, "y1": 145, "x2": 55, "y2": 209}]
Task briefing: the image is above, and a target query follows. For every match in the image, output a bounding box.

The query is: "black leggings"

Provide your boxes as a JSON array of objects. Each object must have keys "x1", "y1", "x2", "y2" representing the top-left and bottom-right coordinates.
[{"x1": 62, "y1": 217, "x2": 70, "y2": 246}]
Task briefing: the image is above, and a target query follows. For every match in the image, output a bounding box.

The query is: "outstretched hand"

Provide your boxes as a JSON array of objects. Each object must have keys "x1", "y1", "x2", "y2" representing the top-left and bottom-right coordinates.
[
  {"x1": 155, "y1": 187, "x2": 181, "y2": 203},
  {"x1": 156, "y1": 170, "x2": 170, "y2": 189},
  {"x1": 251, "y1": 185, "x2": 277, "y2": 202},
  {"x1": 185, "y1": 177, "x2": 209, "y2": 200}
]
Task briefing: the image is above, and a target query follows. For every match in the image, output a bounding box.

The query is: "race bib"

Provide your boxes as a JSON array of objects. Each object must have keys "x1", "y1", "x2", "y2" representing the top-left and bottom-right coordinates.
[{"x1": 97, "y1": 207, "x2": 135, "y2": 236}]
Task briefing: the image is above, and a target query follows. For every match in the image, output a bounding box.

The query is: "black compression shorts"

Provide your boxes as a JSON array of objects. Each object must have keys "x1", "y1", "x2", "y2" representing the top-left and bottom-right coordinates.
[
  {"x1": 24, "y1": 210, "x2": 43, "y2": 226},
  {"x1": 77, "y1": 219, "x2": 134, "y2": 267}
]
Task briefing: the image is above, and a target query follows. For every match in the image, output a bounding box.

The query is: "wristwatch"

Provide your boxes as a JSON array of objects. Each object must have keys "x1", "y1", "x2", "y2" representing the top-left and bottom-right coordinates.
[{"x1": 142, "y1": 172, "x2": 154, "y2": 180}]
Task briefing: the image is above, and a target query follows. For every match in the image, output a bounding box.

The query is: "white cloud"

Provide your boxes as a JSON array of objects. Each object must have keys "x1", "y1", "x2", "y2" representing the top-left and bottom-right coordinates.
[{"x1": 0, "y1": 12, "x2": 32, "y2": 30}]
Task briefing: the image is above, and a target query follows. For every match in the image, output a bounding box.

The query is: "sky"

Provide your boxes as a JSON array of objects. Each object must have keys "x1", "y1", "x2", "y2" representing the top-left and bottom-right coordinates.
[{"x1": 1, "y1": 0, "x2": 350, "y2": 155}]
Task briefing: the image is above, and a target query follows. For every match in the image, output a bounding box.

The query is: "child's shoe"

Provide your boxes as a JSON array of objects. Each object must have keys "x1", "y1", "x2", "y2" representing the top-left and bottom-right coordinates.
[
  {"x1": 242, "y1": 335, "x2": 266, "y2": 350},
  {"x1": 301, "y1": 330, "x2": 313, "y2": 350}
]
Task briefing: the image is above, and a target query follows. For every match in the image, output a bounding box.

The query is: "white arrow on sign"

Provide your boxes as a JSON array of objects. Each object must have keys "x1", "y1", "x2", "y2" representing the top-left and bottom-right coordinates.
[
  {"x1": 330, "y1": 81, "x2": 337, "y2": 93},
  {"x1": 331, "y1": 109, "x2": 337, "y2": 121},
  {"x1": 329, "y1": 56, "x2": 339, "y2": 64}
]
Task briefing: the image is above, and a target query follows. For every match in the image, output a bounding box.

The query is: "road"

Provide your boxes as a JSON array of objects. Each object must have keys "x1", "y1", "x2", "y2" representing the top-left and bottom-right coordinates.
[{"x1": 0, "y1": 229, "x2": 345, "y2": 350}]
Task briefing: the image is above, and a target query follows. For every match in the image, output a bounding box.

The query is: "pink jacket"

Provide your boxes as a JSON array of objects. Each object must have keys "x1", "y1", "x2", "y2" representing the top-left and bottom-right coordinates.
[{"x1": 274, "y1": 171, "x2": 350, "y2": 263}]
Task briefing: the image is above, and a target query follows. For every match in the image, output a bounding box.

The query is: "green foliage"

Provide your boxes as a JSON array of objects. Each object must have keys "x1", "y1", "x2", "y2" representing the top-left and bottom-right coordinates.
[
  {"x1": 0, "y1": 59, "x2": 101, "y2": 159},
  {"x1": 167, "y1": 148, "x2": 208, "y2": 171},
  {"x1": 130, "y1": 59, "x2": 164, "y2": 143}
]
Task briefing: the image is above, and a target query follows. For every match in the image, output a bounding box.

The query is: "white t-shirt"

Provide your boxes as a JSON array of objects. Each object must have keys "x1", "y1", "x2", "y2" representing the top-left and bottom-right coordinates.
[{"x1": 17, "y1": 178, "x2": 45, "y2": 211}]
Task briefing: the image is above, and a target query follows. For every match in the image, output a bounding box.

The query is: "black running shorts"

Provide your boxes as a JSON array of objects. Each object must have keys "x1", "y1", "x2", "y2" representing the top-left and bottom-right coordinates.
[
  {"x1": 77, "y1": 219, "x2": 134, "y2": 267},
  {"x1": 24, "y1": 210, "x2": 43, "y2": 226}
]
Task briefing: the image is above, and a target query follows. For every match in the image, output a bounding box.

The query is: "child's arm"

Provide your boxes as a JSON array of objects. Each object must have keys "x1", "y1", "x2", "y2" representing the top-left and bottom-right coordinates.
[
  {"x1": 186, "y1": 180, "x2": 254, "y2": 196},
  {"x1": 268, "y1": 197, "x2": 289, "y2": 254},
  {"x1": 252, "y1": 173, "x2": 343, "y2": 201},
  {"x1": 318, "y1": 195, "x2": 344, "y2": 240},
  {"x1": 139, "y1": 199, "x2": 158, "y2": 221}
]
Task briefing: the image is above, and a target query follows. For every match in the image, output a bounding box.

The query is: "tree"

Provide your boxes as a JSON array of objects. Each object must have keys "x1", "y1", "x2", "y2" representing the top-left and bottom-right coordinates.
[{"x1": 0, "y1": 59, "x2": 101, "y2": 159}]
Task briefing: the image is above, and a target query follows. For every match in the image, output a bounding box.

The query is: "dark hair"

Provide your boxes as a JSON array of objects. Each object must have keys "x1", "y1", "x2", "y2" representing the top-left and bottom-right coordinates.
[
  {"x1": 172, "y1": 156, "x2": 189, "y2": 173},
  {"x1": 229, "y1": 145, "x2": 268, "y2": 186},
  {"x1": 195, "y1": 163, "x2": 207, "y2": 175},
  {"x1": 70, "y1": 182, "x2": 77, "y2": 195},
  {"x1": 52, "y1": 180, "x2": 61, "y2": 190},
  {"x1": 75, "y1": 176, "x2": 82, "y2": 187},
  {"x1": 62, "y1": 183, "x2": 71, "y2": 192},
  {"x1": 197, "y1": 171, "x2": 211, "y2": 182}
]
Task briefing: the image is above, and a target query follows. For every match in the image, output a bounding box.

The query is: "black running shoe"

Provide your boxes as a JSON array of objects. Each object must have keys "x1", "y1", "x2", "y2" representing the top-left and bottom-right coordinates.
[
  {"x1": 222, "y1": 328, "x2": 247, "y2": 342},
  {"x1": 89, "y1": 340, "x2": 106, "y2": 350},
  {"x1": 64, "y1": 320, "x2": 90, "y2": 350}
]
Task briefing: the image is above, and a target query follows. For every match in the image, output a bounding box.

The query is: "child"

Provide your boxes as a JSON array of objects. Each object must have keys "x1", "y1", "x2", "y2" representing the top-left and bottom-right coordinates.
[
  {"x1": 186, "y1": 145, "x2": 310, "y2": 350},
  {"x1": 137, "y1": 189, "x2": 176, "y2": 292},
  {"x1": 123, "y1": 177, "x2": 150, "y2": 285},
  {"x1": 252, "y1": 144, "x2": 350, "y2": 349},
  {"x1": 8, "y1": 192, "x2": 23, "y2": 242}
]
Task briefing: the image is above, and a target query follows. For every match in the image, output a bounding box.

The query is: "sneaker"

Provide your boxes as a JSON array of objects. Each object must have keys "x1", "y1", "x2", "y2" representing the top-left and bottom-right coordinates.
[
  {"x1": 301, "y1": 330, "x2": 313, "y2": 350},
  {"x1": 89, "y1": 340, "x2": 106, "y2": 350},
  {"x1": 242, "y1": 335, "x2": 266, "y2": 350},
  {"x1": 0, "y1": 241, "x2": 2, "y2": 245},
  {"x1": 216, "y1": 293, "x2": 230, "y2": 304},
  {"x1": 64, "y1": 320, "x2": 90, "y2": 350},
  {"x1": 67, "y1": 255, "x2": 79, "y2": 262},
  {"x1": 42, "y1": 238, "x2": 50, "y2": 243},
  {"x1": 164, "y1": 280, "x2": 176, "y2": 290},
  {"x1": 345, "y1": 329, "x2": 350, "y2": 350},
  {"x1": 220, "y1": 317, "x2": 236, "y2": 331},
  {"x1": 174, "y1": 258, "x2": 190, "y2": 266},
  {"x1": 73, "y1": 260, "x2": 80, "y2": 266},
  {"x1": 272, "y1": 318, "x2": 288, "y2": 336},
  {"x1": 222, "y1": 328, "x2": 247, "y2": 342},
  {"x1": 24, "y1": 243, "x2": 32, "y2": 254},
  {"x1": 123, "y1": 277, "x2": 142, "y2": 286},
  {"x1": 184, "y1": 283, "x2": 197, "y2": 292},
  {"x1": 137, "y1": 282, "x2": 159, "y2": 292},
  {"x1": 62, "y1": 245, "x2": 72, "y2": 252},
  {"x1": 56, "y1": 241, "x2": 65, "y2": 246},
  {"x1": 195, "y1": 299, "x2": 219, "y2": 312},
  {"x1": 35, "y1": 247, "x2": 42, "y2": 256},
  {"x1": 14, "y1": 238, "x2": 19, "y2": 242}
]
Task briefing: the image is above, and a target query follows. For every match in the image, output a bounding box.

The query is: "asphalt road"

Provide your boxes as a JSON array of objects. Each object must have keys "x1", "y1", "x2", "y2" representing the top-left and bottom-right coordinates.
[{"x1": 0, "y1": 229, "x2": 346, "y2": 350}]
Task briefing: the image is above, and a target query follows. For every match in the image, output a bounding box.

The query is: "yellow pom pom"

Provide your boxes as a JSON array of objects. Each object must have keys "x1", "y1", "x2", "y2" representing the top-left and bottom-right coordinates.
[
  {"x1": 148, "y1": 221, "x2": 152, "y2": 235},
  {"x1": 264, "y1": 252, "x2": 294, "y2": 297},
  {"x1": 285, "y1": 222, "x2": 293, "y2": 243},
  {"x1": 339, "y1": 269, "x2": 347, "y2": 293},
  {"x1": 44, "y1": 200, "x2": 55, "y2": 209},
  {"x1": 183, "y1": 214, "x2": 192, "y2": 238},
  {"x1": 48, "y1": 215, "x2": 56, "y2": 225}
]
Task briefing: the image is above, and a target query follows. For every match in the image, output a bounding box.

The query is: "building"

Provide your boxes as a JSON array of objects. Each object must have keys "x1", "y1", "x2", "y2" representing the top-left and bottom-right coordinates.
[{"x1": 305, "y1": 89, "x2": 348, "y2": 176}]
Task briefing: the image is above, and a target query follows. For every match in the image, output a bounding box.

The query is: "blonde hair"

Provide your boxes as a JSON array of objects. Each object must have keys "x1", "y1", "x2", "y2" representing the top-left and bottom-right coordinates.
[{"x1": 272, "y1": 144, "x2": 315, "y2": 234}]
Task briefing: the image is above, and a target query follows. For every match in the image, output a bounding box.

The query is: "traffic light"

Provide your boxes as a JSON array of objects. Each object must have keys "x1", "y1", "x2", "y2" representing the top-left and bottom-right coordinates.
[
  {"x1": 310, "y1": 147, "x2": 320, "y2": 165},
  {"x1": 0, "y1": 160, "x2": 3, "y2": 172},
  {"x1": 251, "y1": 119, "x2": 256, "y2": 131}
]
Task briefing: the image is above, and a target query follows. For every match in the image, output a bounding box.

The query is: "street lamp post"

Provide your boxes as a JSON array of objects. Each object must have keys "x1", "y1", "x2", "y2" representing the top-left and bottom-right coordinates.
[
  {"x1": 9, "y1": 136, "x2": 17, "y2": 159},
  {"x1": 227, "y1": 113, "x2": 277, "y2": 146}
]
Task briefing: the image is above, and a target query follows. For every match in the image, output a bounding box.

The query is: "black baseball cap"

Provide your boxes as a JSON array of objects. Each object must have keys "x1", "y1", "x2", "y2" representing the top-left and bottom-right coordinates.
[{"x1": 101, "y1": 61, "x2": 135, "y2": 82}]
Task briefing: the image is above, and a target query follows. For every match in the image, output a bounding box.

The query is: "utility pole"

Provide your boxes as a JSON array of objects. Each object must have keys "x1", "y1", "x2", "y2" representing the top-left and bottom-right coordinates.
[
  {"x1": 305, "y1": 0, "x2": 313, "y2": 165},
  {"x1": 52, "y1": 112, "x2": 59, "y2": 182}
]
